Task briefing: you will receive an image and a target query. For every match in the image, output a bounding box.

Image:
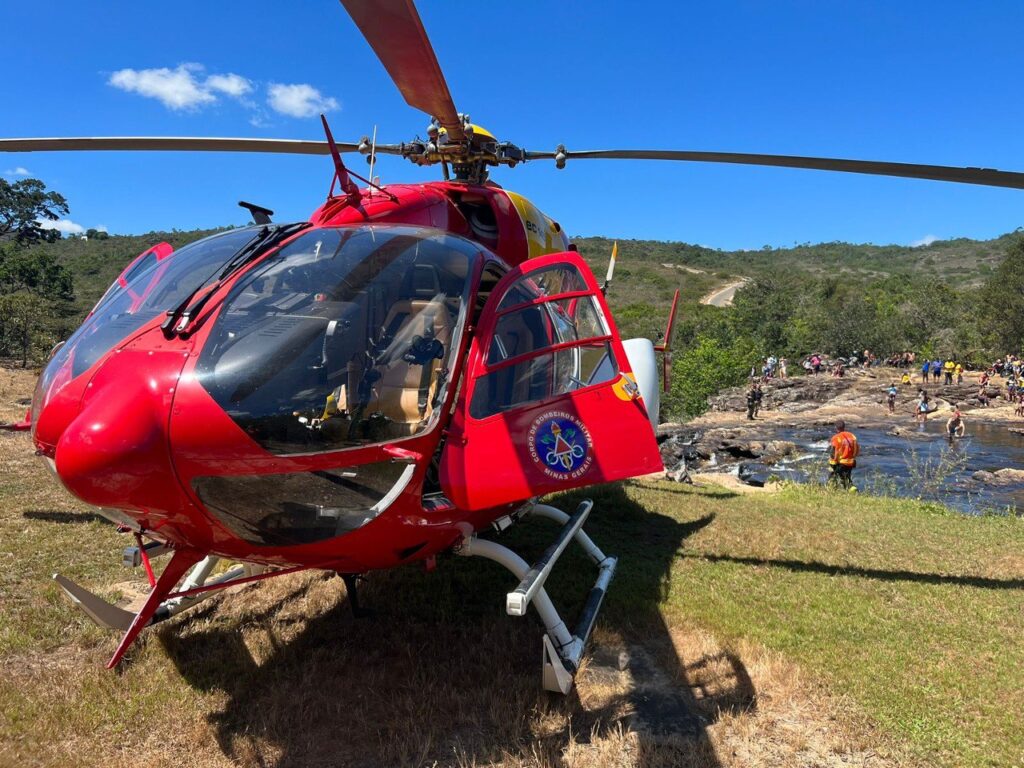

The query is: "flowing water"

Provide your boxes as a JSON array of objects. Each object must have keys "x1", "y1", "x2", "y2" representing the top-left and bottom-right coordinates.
[{"x1": 739, "y1": 421, "x2": 1024, "y2": 514}]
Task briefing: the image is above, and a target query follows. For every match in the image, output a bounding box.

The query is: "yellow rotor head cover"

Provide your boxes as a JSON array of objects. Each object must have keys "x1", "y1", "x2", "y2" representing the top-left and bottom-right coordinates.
[{"x1": 439, "y1": 124, "x2": 497, "y2": 145}]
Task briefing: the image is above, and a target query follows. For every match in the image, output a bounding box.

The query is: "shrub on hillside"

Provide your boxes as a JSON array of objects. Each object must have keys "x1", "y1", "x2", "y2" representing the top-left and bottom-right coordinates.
[{"x1": 662, "y1": 334, "x2": 752, "y2": 420}]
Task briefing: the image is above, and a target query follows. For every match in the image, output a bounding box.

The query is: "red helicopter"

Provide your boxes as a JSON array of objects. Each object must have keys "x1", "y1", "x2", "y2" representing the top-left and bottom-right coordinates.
[{"x1": 5, "y1": 0, "x2": 1024, "y2": 693}]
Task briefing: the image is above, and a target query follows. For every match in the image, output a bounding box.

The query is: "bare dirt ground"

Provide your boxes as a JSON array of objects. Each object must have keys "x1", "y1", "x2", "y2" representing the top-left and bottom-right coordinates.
[{"x1": 1, "y1": 367, "x2": 915, "y2": 767}]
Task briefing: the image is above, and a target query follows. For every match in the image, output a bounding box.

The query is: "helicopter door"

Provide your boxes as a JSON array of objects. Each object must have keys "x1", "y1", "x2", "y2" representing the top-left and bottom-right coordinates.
[{"x1": 440, "y1": 252, "x2": 662, "y2": 511}]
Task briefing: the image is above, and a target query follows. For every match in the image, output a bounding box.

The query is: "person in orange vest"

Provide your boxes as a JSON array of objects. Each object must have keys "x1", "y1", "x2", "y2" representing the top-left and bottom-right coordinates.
[{"x1": 828, "y1": 419, "x2": 859, "y2": 490}]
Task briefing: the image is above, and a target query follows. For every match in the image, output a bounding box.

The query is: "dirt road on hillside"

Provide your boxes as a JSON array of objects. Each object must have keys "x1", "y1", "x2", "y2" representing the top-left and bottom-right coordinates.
[{"x1": 701, "y1": 279, "x2": 748, "y2": 307}]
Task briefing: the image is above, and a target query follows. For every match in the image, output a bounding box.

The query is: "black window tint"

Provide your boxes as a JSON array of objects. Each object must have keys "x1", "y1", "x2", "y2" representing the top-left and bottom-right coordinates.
[{"x1": 193, "y1": 462, "x2": 410, "y2": 546}]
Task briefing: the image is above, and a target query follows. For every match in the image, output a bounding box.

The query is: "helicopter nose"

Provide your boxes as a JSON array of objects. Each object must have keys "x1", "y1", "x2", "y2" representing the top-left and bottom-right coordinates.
[{"x1": 54, "y1": 350, "x2": 185, "y2": 513}]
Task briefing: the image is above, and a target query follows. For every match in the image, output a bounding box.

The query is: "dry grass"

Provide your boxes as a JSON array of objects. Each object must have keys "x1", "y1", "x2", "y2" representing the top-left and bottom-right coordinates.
[{"x1": 0, "y1": 367, "x2": 973, "y2": 767}]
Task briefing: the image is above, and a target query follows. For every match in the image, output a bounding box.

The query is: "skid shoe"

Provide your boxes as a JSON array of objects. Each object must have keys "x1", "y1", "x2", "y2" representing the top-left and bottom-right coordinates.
[
  {"x1": 55, "y1": 547, "x2": 272, "y2": 667},
  {"x1": 456, "y1": 499, "x2": 617, "y2": 693}
]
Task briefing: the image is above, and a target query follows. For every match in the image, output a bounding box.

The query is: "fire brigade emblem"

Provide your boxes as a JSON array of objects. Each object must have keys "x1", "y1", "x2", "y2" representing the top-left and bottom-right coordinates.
[{"x1": 528, "y1": 411, "x2": 593, "y2": 479}]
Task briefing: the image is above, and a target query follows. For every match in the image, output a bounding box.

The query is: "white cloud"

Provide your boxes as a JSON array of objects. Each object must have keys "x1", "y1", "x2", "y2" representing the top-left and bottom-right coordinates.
[
  {"x1": 37, "y1": 218, "x2": 85, "y2": 235},
  {"x1": 910, "y1": 234, "x2": 938, "y2": 248},
  {"x1": 109, "y1": 65, "x2": 337, "y2": 121},
  {"x1": 267, "y1": 83, "x2": 339, "y2": 118},
  {"x1": 109, "y1": 63, "x2": 215, "y2": 110},
  {"x1": 205, "y1": 73, "x2": 253, "y2": 98},
  {"x1": 108, "y1": 64, "x2": 255, "y2": 112},
  {"x1": 4, "y1": 167, "x2": 31, "y2": 177}
]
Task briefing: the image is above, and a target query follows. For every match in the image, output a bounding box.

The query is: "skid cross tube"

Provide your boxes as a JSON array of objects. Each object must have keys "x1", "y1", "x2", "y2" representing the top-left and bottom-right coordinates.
[
  {"x1": 506, "y1": 500, "x2": 592, "y2": 616},
  {"x1": 456, "y1": 498, "x2": 617, "y2": 693}
]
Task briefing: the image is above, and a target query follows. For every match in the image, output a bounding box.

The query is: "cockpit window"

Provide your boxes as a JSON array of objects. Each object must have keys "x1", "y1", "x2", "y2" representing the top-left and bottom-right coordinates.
[
  {"x1": 195, "y1": 225, "x2": 478, "y2": 455},
  {"x1": 34, "y1": 227, "x2": 266, "y2": 418}
]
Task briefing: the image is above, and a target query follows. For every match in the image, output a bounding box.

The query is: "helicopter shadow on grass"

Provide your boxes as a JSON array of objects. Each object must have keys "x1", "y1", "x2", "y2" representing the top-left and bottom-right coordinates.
[
  {"x1": 22, "y1": 509, "x2": 108, "y2": 524},
  {"x1": 159, "y1": 483, "x2": 752, "y2": 768}
]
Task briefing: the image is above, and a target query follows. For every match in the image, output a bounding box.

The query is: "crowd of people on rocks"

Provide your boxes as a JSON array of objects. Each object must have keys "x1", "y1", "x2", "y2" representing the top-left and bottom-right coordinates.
[
  {"x1": 749, "y1": 349, "x2": 890, "y2": 381},
  {"x1": 751, "y1": 355, "x2": 788, "y2": 380},
  {"x1": 738, "y1": 350, "x2": 1023, "y2": 491},
  {"x1": 744, "y1": 350, "x2": 1024, "y2": 427}
]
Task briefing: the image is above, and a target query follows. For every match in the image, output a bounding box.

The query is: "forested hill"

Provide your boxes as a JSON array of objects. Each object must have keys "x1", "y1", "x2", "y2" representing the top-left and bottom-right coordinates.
[
  {"x1": 572, "y1": 230, "x2": 1020, "y2": 283},
  {"x1": 30, "y1": 225, "x2": 1020, "y2": 321}
]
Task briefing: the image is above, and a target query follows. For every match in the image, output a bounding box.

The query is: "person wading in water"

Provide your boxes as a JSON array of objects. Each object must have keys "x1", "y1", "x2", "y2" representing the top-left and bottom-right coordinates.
[
  {"x1": 916, "y1": 389, "x2": 931, "y2": 425},
  {"x1": 828, "y1": 419, "x2": 860, "y2": 490},
  {"x1": 946, "y1": 405, "x2": 966, "y2": 442}
]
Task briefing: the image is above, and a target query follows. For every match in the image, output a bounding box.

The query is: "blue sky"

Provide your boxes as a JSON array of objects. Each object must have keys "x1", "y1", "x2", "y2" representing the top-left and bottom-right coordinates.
[{"x1": 2, "y1": 0, "x2": 1023, "y2": 250}]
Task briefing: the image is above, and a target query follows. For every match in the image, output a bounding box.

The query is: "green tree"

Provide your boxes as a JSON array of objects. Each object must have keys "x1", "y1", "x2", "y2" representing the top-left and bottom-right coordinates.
[
  {"x1": 663, "y1": 334, "x2": 752, "y2": 420},
  {"x1": 980, "y1": 237, "x2": 1024, "y2": 354},
  {"x1": 0, "y1": 177, "x2": 77, "y2": 365},
  {"x1": 0, "y1": 178, "x2": 69, "y2": 244},
  {"x1": 0, "y1": 245, "x2": 74, "y2": 300},
  {"x1": 0, "y1": 293, "x2": 53, "y2": 367}
]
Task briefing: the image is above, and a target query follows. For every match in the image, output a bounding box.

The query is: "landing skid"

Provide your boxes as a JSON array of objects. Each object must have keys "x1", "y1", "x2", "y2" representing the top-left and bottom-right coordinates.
[
  {"x1": 456, "y1": 500, "x2": 617, "y2": 694},
  {"x1": 54, "y1": 550, "x2": 286, "y2": 668},
  {"x1": 55, "y1": 499, "x2": 616, "y2": 689}
]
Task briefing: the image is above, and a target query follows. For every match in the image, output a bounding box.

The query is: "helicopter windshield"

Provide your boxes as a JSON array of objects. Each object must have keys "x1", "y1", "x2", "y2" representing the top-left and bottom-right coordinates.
[
  {"x1": 34, "y1": 226, "x2": 268, "y2": 423},
  {"x1": 195, "y1": 225, "x2": 479, "y2": 455}
]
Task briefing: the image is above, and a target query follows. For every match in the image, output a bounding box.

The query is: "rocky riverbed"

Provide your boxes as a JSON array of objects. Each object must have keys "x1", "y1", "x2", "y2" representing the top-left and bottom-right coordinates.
[{"x1": 658, "y1": 369, "x2": 1024, "y2": 512}]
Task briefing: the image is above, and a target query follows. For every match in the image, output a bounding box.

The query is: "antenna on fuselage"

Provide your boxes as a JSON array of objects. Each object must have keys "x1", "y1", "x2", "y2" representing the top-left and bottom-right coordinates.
[
  {"x1": 320, "y1": 114, "x2": 361, "y2": 202},
  {"x1": 368, "y1": 125, "x2": 378, "y2": 193},
  {"x1": 601, "y1": 241, "x2": 618, "y2": 294}
]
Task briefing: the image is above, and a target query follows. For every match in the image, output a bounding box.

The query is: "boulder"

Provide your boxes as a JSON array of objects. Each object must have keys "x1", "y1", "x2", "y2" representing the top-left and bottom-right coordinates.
[
  {"x1": 972, "y1": 468, "x2": 1024, "y2": 485},
  {"x1": 761, "y1": 440, "x2": 798, "y2": 463},
  {"x1": 737, "y1": 462, "x2": 770, "y2": 487}
]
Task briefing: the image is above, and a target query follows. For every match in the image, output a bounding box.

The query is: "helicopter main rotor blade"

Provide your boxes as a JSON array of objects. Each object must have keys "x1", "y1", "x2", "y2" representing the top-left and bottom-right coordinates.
[
  {"x1": 524, "y1": 148, "x2": 1024, "y2": 191},
  {"x1": 0, "y1": 137, "x2": 364, "y2": 155},
  {"x1": 338, "y1": 0, "x2": 465, "y2": 143}
]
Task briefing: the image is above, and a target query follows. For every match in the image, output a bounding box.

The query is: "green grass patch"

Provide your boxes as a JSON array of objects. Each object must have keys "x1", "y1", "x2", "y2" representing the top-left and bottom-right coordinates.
[{"x1": 557, "y1": 480, "x2": 1024, "y2": 768}]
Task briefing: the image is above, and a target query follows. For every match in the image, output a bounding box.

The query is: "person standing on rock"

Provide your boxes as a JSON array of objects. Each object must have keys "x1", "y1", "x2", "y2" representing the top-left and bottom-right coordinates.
[
  {"x1": 887, "y1": 382, "x2": 898, "y2": 414},
  {"x1": 779, "y1": 357, "x2": 788, "y2": 379},
  {"x1": 943, "y1": 359, "x2": 955, "y2": 385},
  {"x1": 828, "y1": 419, "x2": 859, "y2": 490},
  {"x1": 955, "y1": 362, "x2": 964, "y2": 385},
  {"x1": 921, "y1": 359, "x2": 930, "y2": 384},
  {"x1": 753, "y1": 383, "x2": 764, "y2": 418},
  {"x1": 746, "y1": 382, "x2": 757, "y2": 420},
  {"x1": 916, "y1": 390, "x2": 930, "y2": 423}
]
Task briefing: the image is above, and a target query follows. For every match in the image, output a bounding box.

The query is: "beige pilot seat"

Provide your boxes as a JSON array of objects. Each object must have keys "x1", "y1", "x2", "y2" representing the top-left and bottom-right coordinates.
[{"x1": 350, "y1": 265, "x2": 454, "y2": 436}]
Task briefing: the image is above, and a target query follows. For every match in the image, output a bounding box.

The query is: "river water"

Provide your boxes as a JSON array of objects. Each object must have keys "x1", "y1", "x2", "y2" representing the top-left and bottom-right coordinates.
[{"x1": 744, "y1": 421, "x2": 1024, "y2": 514}]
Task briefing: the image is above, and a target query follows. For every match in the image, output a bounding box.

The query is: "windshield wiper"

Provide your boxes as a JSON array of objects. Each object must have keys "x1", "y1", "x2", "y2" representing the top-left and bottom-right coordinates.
[{"x1": 161, "y1": 222, "x2": 310, "y2": 338}]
